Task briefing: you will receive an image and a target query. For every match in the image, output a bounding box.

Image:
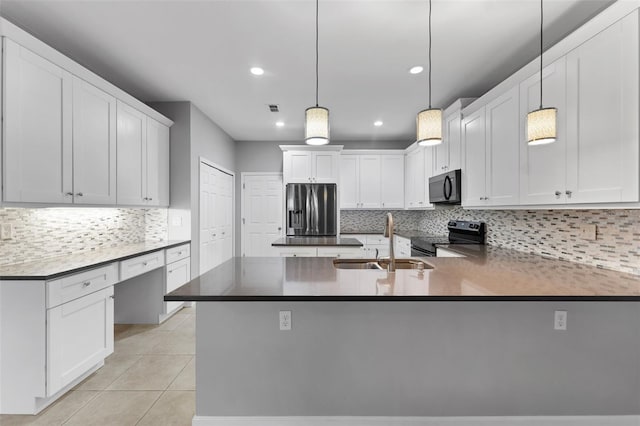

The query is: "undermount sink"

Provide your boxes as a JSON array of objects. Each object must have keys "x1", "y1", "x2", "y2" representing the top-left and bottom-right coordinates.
[{"x1": 333, "y1": 258, "x2": 433, "y2": 270}]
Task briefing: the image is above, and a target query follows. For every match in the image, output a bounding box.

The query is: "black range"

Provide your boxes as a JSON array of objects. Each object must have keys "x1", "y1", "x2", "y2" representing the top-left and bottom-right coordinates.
[{"x1": 410, "y1": 220, "x2": 486, "y2": 257}]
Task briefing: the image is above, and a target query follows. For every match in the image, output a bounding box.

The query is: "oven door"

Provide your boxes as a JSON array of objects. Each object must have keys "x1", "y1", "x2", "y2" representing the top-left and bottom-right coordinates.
[{"x1": 411, "y1": 245, "x2": 435, "y2": 257}]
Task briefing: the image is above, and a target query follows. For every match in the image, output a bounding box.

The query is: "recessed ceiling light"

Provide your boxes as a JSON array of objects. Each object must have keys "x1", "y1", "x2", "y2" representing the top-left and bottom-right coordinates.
[
  {"x1": 409, "y1": 66, "x2": 424, "y2": 74},
  {"x1": 275, "y1": 121, "x2": 285, "y2": 127},
  {"x1": 374, "y1": 121, "x2": 383, "y2": 127},
  {"x1": 250, "y1": 67, "x2": 264, "y2": 76}
]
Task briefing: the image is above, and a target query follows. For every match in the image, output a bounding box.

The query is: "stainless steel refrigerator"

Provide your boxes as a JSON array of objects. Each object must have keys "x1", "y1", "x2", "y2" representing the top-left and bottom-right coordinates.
[{"x1": 286, "y1": 183, "x2": 337, "y2": 236}]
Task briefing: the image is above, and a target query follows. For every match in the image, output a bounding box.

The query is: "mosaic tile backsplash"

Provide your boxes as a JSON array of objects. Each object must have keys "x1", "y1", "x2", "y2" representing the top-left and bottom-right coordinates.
[
  {"x1": 0, "y1": 208, "x2": 168, "y2": 266},
  {"x1": 342, "y1": 207, "x2": 640, "y2": 275}
]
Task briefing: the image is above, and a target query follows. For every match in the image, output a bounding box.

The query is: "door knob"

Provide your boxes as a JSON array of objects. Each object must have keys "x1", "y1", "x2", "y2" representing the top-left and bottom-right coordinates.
[{"x1": 278, "y1": 227, "x2": 282, "y2": 231}]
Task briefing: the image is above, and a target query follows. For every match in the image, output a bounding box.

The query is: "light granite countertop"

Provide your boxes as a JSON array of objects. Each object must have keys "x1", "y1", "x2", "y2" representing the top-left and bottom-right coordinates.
[
  {"x1": 166, "y1": 245, "x2": 640, "y2": 301},
  {"x1": 0, "y1": 240, "x2": 191, "y2": 280}
]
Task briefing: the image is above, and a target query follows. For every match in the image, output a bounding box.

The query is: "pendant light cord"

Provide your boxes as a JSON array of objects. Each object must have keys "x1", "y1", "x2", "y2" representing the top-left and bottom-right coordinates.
[
  {"x1": 539, "y1": 0, "x2": 543, "y2": 109},
  {"x1": 428, "y1": 0, "x2": 432, "y2": 109},
  {"x1": 315, "y1": 0, "x2": 319, "y2": 107}
]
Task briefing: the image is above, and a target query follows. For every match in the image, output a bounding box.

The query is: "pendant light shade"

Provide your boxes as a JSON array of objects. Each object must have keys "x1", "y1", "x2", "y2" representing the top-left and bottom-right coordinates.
[
  {"x1": 527, "y1": 0, "x2": 556, "y2": 145},
  {"x1": 305, "y1": 0, "x2": 329, "y2": 145},
  {"x1": 305, "y1": 106, "x2": 329, "y2": 145},
  {"x1": 417, "y1": 108, "x2": 442, "y2": 146},
  {"x1": 527, "y1": 107, "x2": 556, "y2": 145},
  {"x1": 416, "y1": 0, "x2": 442, "y2": 147}
]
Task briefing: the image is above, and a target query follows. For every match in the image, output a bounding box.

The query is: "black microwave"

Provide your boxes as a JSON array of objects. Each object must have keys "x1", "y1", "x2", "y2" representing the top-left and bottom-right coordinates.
[{"x1": 429, "y1": 169, "x2": 461, "y2": 204}]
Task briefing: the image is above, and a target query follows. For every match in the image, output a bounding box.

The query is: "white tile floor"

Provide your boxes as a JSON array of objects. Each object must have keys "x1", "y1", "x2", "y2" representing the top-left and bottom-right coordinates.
[{"x1": 0, "y1": 306, "x2": 196, "y2": 426}]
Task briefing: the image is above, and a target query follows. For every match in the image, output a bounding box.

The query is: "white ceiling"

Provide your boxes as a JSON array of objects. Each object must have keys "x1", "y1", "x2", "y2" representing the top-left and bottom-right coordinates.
[{"x1": 0, "y1": 0, "x2": 615, "y2": 143}]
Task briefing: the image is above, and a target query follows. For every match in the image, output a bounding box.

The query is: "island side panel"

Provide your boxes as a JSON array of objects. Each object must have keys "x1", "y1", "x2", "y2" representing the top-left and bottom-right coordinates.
[{"x1": 196, "y1": 301, "x2": 640, "y2": 417}]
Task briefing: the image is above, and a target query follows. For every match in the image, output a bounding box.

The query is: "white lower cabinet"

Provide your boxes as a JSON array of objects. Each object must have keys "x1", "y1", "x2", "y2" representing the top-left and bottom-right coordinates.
[
  {"x1": 316, "y1": 246, "x2": 362, "y2": 258},
  {"x1": 165, "y1": 257, "x2": 190, "y2": 316},
  {"x1": 394, "y1": 236, "x2": 411, "y2": 258},
  {"x1": 275, "y1": 246, "x2": 362, "y2": 258},
  {"x1": 276, "y1": 247, "x2": 322, "y2": 257},
  {"x1": 47, "y1": 286, "x2": 114, "y2": 396}
]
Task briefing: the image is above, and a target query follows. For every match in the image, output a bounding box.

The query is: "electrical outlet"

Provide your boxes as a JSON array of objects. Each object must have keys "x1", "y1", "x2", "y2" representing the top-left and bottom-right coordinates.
[
  {"x1": 279, "y1": 310, "x2": 292, "y2": 331},
  {"x1": 554, "y1": 310, "x2": 567, "y2": 330},
  {"x1": 579, "y1": 224, "x2": 597, "y2": 241},
  {"x1": 0, "y1": 223, "x2": 14, "y2": 240}
]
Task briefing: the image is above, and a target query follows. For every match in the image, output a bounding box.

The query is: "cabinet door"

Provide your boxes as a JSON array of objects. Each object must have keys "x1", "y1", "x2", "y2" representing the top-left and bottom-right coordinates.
[
  {"x1": 406, "y1": 148, "x2": 426, "y2": 208},
  {"x1": 283, "y1": 151, "x2": 312, "y2": 183},
  {"x1": 485, "y1": 85, "x2": 520, "y2": 206},
  {"x1": 519, "y1": 58, "x2": 568, "y2": 205},
  {"x1": 380, "y1": 155, "x2": 405, "y2": 209},
  {"x1": 166, "y1": 258, "x2": 190, "y2": 315},
  {"x1": 446, "y1": 111, "x2": 463, "y2": 171},
  {"x1": 339, "y1": 155, "x2": 359, "y2": 209},
  {"x1": 47, "y1": 286, "x2": 113, "y2": 396},
  {"x1": 312, "y1": 151, "x2": 338, "y2": 183},
  {"x1": 116, "y1": 101, "x2": 147, "y2": 205},
  {"x1": 3, "y1": 39, "x2": 73, "y2": 203},
  {"x1": 358, "y1": 155, "x2": 381, "y2": 208},
  {"x1": 423, "y1": 147, "x2": 434, "y2": 207},
  {"x1": 146, "y1": 118, "x2": 170, "y2": 206},
  {"x1": 462, "y1": 107, "x2": 487, "y2": 207},
  {"x1": 566, "y1": 12, "x2": 639, "y2": 203},
  {"x1": 72, "y1": 78, "x2": 117, "y2": 205}
]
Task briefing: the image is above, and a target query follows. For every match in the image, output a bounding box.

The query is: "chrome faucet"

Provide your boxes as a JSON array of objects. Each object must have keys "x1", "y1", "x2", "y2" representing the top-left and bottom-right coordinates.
[{"x1": 384, "y1": 212, "x2": 396, "y2": 272}]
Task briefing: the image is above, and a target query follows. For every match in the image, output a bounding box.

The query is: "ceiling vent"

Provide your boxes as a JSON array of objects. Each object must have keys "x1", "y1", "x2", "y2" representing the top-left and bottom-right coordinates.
[{"x1": 268, "y1": 104, "x2": 279, "y2": 113}]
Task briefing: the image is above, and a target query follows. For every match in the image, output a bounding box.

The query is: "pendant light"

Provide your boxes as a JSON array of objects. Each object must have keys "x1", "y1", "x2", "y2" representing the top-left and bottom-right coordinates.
[
  {"x1": 305, "y1": 0, "x2": 329, "y2": 146},
  {"x1": 416, "y1": 0, "x2": 442, "y2": 147},
  {"x1": 527, "y1": 0, "x2": 557, "y2": 145}
]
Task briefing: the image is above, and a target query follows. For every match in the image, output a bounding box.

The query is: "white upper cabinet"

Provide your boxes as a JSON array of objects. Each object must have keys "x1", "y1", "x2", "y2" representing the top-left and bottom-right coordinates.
[
  {"x1": 405, "y1": 146, "x2": 432, "y2": 209},
  {"x1": 380, "y1": 154, "x2": 405, "y2": 209},
  {"x1": 485, "y1": 85, "x2": 520, "y2": 206},
  {"x1": 116, "y1": 101, "x2": 147, "y2": 205},
  {"x1": 463, "y1": 87, "x2": 519, "y2": 207},
  {"x1": 519, "y1": 57, "x2": 568, "y2": 205},
  {"x1": 146, "y1": 118, "x2": 170, "y2": 207},
  {"x1": 117, "y1": 102, "x2": 170, "y2": 207},
  {"x1": 462, "y1": 107, "x2": 487, "y2": 207},
  {"x1": 3, "y1": 39, "x2": 73, "y2": 204},
  {"x1": 282, "y1": 148, "x2": 340, "y2": 184},
  {"x1": 565, "y1": 12, "x2": 639, "y2": 204},
  {"x1": 358, "y1": 155, "x2": 381, "y2": 208},
  {"x1": 339, "y1": 155, "x2": 359, "y2": 209},
  {"x1": 434, "y1": 98, "x2": 475, "y2": 174},
  {"x1": 72, "y1": 78, "x2": 117, "y2": 205}
]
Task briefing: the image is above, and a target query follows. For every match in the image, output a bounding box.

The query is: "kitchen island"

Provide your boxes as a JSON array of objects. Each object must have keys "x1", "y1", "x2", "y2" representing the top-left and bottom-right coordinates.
[{"x1": 167, "y1": 248, "x2": 640, "y2": 425}]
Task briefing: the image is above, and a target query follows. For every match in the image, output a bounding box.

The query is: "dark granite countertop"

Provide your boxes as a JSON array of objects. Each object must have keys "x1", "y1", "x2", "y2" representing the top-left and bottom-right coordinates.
[
  {"x1": 0, "y1": 240, "x2": 191, "y2": 280},
  {"x1": 272, "y1": 237, "x2": 363, "y2": 247},
  {"x1": 166, "y1": 245, "x2": 640, "y2": 302}
]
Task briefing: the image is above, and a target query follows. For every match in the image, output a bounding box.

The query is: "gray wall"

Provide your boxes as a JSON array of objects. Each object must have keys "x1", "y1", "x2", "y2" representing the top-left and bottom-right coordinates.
[
  {"x1": 148, "y1": 101, "x2": 236, "y2": 276},
  {"x1": 197, "y1": 301, "x2": 640, "y2": 417}
]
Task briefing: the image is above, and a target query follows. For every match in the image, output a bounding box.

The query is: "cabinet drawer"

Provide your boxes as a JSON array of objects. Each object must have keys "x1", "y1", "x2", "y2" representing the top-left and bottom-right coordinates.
[
  {"x1": 120, "y1": 250, "x2": 165, "y2": 281},
  {"x1": 166, "y1": 244, "x2": 190, "y2": 264},
  {"x1": 317, "y1": 247, "x2": 362, "y2": 258},
  {"x1": 366, "y1": 235, "x2": 388, "y2": 245},
  {"x1": 277, "y1": 247, "x2": 317, "y2": 257},
  {"x1": 47, "y1": 263, "x2": 118, "y2": 309}
]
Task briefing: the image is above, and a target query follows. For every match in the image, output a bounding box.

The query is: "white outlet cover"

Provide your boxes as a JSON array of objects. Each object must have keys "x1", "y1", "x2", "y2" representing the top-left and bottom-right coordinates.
[{"x1": 279, "y1": 310, "x2": 292, "y2": 331}]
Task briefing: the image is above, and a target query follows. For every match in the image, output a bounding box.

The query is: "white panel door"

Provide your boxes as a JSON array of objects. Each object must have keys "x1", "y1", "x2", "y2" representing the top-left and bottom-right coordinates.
[
  {"x1": 462, "y1": 107, "x2": 487, "y2": 207},
  {"x1": 566, "y1": 12, "x2": 639, "y2": 203},
  {"x1": 242, "y1": 174, "x2": 283, "y2": 257},
  {"x1": 519, "y1": 57, "x2": 568, "y2": 205},
  {"x1": 485, "y1": 85, "x2": 520, "y2": 206},
  {"x1": 380, "y1": 155, "x2": 404, "y2": 209},
  {"x1": 199, "y1": 164, "x2": 215, "y2": 274},
  {"x1": 339, "y1": 156, "x2": 359, "y2": 209},
  {"x1": 116, "y1": 101, "x2": 146, "y2": 205},
  {"x1": 146, "y1": 118, "x2": 170, "y2": 207},
  {"x1": 47, "y1": 286, "x2": 113, "y2": 397},
  {"x1": 358, "y1": 155, "x2": 381, "y2": 208},
  {"x1": 312, "y1": 151, "x2": 338, "y2": 183},
  {"x1": 3, "y1": 39, "x2": 73, "y2": 203},
  {"x1": 72, "y1": 77, "x2": 116, "y2": 205},
  {"x1": 221, "y1": 172, "x2": 234, "y2": 262}
]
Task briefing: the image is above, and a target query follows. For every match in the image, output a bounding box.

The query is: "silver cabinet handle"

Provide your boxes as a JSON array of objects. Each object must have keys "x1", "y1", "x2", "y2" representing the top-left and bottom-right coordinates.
[
  {"x1": 109, "y1": 295, "x2": 115, "y2": 299},
  {"x1": 168, "y1": 270, "x2": 173, "y2": 274},
  {"x1": 278, "y1": 227, "x2": 282, "y2": 231},
  {"x1": 65, "y1": 192, "x2": 73, "y2": 196},
  {"x1": 82, "y1": 281, "x2": 91, "y2": 287},
  {"x1": 76, "y1": 192, "x2": 83, "y2": 197},
  {"x1": 555, "y1": 191, "x2": 562, "y2": 197},
  {"x1": 148, "y1": 197, "x2": 153, "y2": 201},
  {"x1": 565, "y1": 190, "x2": 572, "y2": 198},
  {"x1": 177, "y1": 251, "x2": 182, "y2": 255},
  {"x1": 222, "y1": 232, "x2": 225, "y2": 235},
  {"x1": 143, "y1": 262, "x2": 148, "y2": 266}
]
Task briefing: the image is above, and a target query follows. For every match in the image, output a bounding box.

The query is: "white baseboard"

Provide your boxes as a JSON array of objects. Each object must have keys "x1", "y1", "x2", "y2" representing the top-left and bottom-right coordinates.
[{"x1": 192, "y1": 415, "x2": 640, "y2": 426}]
